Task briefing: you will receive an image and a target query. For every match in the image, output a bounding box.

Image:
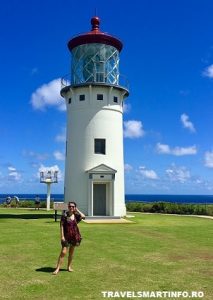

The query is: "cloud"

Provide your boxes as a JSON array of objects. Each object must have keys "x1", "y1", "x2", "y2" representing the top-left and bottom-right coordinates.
[
  {"x1": 203, "y1": 64, "x2": 213, "y2": 78},
  {"x1": 123, "y1": 120, "x2": 145, "y2": 138},
  {"x1": 8, "y1": 166, "x2": 22, "y2": 182},
  {"x1": 156, "y1": 143, "x2": 197, "y2": 156},
  {"x1": 124, "y1": 164, "x2": 133, "y2": 172},
  {"x1": 53, "y1": 151, "x2": 65, "y2": 161},
  {"x1": 166, "y1": 165, "x2": 191, "y2": 183},
  {"x1": 30, "y1": 78, "x2": 66, "y2": 111},
  {"x1": 8, "y1": 167, "x2": 16, "y2": 171},
  {"x1": 139, "y1": 166, "x2": 159, "y2": 180},
  {"x1": 22, "y1": 150, "x2": 49, "y2": 161},
  {"x1": 195, "y1": 179, "x2": 203, "y2": 184},
  {"x1": 123, "y1": 103, "x2": 131, "y2": 113},
  {"x1": 38, "y1": 164, "x2": 63, "y2": 181},
  {"x1": 180, "y1": 113, "x2": 196, "y2": 133},
  {"x1": 55, "y1": 127, "x2": 66, "y2": 143},
  {"x1": 156, "y1": 143, "x2": 170, "y2": 154},
  {"x1": 204, "y1": 151, "x2": 213, "y2": 168}
]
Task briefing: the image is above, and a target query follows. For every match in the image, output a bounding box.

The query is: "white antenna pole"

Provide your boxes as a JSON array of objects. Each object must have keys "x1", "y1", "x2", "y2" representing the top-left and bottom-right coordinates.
[
  {"x1": 40, "y1": 170, "x2": 58, "y2": 211},
  {"x1": 46, "y1": 182, "x2": 51, "y2": 211}
]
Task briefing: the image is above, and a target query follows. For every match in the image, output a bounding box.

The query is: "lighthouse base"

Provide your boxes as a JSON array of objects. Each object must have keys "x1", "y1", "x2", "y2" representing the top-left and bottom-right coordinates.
[{"x1": 83, "y1": 216, "x2": 132, "y2": 224}]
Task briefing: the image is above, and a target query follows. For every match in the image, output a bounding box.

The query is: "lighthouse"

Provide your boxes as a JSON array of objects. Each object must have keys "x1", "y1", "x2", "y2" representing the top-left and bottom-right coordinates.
[{"x1": 61, "y1": 16, "x2": 129, "y2": 217}]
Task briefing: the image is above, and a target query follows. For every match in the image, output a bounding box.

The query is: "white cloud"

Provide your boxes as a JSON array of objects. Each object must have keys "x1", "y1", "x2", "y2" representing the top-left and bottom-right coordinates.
[
  {"x1": 30, "y1": 78, "x2": 66, "y2": 111},
  {"x1": 53, "y1": 151, "x2": 65, "y2": 161},
  {"x1": 8, "y1": 167, "x2": 16, "y2": 172},
  {"x1": 123, "y1": 103, "x2": 131, "y2": 113},
  {"x1": 38, "y1": 164, "x2": 63, "y2": 181},
  {"x1": 55, "y1": 127, "x2": 66, "y2": 143},
  {"x1": 156, "y1": 143, "x2": 197, "y2": 156},
  {"x1": 172, "y1": 146, "x2": 197, "y2": 156},
  {"x1": 8, "y1": 167, "x2": 22, "y2": 182},
  {"x1": 22, "y1": 150, "x2": 49, "y2": 161},
  {"x1": 58, "y1": 103, "x2": 66, "y2": 111},
  {"x1": 180, "y1": 113, "x2": 196, "y2": 133},
  {"x1": 139, "y1": 166, "x2": 159, "y2": 180},
  {"x1": 203, "y1": 64, "x2": 213, "y2": 78},
  {"x1": 204, "y1": 151, "x2": 213, "y2": 168},
  {"x1": 166, "y1": 165, "x2": 190, "y2": 183},
  {"x1": 124, "y1": 164, "x2": 133, "y2": 172},
  {"x1": 123, "y1": 120, "x2": 145, "y2": 138},
  {"x1": 156, "y1": 143, "x2": 170, "y2": 154}
]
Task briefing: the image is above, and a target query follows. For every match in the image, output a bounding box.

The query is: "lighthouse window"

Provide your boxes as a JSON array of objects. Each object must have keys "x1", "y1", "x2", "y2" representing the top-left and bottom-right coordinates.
[
  {"x1": 113, "y1": 96, "x2": 118, "y2": 103},
  {"x1": 94, "y1": 139, "x2": 106, "y2": 155},
  {"x1": 68, "y1": 98, "x2": 72, "y2": 104},
  {"x1": 79, "y1": 94, "x2": 85, "y2": 101},
  {"x1": 97, "y1": 94, "x2": 103, "y2": 101}
]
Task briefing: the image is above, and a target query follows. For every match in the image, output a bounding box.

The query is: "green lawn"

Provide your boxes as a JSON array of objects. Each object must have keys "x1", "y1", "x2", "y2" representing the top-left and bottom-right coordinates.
[{"x1": 0, "y1": 209, "x2": 212, "y2": 300}]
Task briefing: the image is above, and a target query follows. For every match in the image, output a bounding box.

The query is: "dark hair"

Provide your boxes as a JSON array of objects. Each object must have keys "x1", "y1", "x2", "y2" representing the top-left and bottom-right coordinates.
[{"x1": 68, "y1": 201, "x2": 76, "y2": 207}]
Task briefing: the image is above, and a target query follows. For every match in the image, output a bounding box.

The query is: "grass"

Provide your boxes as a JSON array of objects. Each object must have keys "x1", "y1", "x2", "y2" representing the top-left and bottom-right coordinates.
[{"x1": 0, "y1": 209, "x2": 212, "y2": 300}]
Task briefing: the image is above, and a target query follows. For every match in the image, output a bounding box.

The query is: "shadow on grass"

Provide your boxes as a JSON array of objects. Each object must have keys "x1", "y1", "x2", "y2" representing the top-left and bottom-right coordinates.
[
  {"x1": 36, "y1": 267, "x2": 67, "y2": 273},
  {"x1": 0, "y1": 214, "x2": 54, "y2": 220}
]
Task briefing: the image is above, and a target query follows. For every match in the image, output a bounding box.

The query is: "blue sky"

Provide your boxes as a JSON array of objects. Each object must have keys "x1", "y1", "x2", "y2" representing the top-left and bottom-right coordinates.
[{"x1": 0, "y1": 0, "x2": 213, "y2": 195}]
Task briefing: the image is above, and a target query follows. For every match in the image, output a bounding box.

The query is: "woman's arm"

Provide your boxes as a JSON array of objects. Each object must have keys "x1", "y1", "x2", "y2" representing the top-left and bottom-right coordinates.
[{"x1": 76, "y1": 208, "x2": 85, "y2": 219}]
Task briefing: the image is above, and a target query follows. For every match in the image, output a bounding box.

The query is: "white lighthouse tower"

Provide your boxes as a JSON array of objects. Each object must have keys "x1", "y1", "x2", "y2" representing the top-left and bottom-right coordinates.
[{"x1": 61, "y1": 16, "x2": 129, "y2": 217}]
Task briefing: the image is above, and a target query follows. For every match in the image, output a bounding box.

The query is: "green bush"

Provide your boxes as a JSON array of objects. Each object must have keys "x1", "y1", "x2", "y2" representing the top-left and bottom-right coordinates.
[
  {"x1": 126, "y1": 202, "x2": 213, "y2": 216},
  {"x1": 150, "y1": 202, "x2": 165, "y2": 213},
  {"x1": 141, "y1": 203, "x2": 153, "y2": 212},
  {"x1": 206, "y1": 205, "x2": 213, "y2": 215},
  {"x1": 1, "y1": 200, "x2": 54, "y2": 209}
]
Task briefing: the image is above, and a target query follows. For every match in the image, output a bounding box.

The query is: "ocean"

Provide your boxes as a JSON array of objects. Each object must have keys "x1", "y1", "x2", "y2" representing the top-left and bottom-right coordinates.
[{"x1": 0, "y1": 194, "x2": 213, "y2": 204}]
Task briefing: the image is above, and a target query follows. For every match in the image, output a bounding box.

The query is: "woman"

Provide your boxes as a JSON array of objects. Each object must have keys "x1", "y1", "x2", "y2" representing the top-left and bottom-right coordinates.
[{"x1": 53, "y1": 201, "x2": 85, "y2": 275}]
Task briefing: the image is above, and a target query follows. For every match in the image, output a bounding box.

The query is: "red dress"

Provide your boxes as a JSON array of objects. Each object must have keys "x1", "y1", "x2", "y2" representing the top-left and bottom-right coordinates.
[{"x1": 60, "y1": 212, "x2": 83, "y2": 246}]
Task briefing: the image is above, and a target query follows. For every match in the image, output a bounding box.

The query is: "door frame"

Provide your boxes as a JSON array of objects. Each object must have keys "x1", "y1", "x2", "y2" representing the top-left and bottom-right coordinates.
[{"x1": 86, "y1": 164, "x2": 116, "y2": 216}]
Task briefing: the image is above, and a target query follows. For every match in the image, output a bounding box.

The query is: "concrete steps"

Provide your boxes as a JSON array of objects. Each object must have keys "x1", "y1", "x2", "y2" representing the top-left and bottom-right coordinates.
[
  {"x1": 84, "y1": 216, "x2": 133, "y2": 224},
  {"x1": 85, "y1": 216, "x2": 121, "y2": 220}
]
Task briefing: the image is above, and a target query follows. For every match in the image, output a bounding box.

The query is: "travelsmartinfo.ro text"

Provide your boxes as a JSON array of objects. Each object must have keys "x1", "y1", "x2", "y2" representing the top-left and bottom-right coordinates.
[{"x1": 101, "y1": 291, "x2": 204, "y2": 298}]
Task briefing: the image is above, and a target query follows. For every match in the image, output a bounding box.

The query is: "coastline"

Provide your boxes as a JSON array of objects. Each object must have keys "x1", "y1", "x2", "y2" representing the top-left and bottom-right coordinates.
[{"x1": 0, "y1": 194, "x2": 213, "y2": 205}]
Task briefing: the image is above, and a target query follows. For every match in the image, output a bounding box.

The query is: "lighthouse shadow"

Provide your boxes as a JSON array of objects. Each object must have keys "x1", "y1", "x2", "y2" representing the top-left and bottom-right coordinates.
[{"x1": 0, "y1": 213, "x2": 54, "y2": 220}]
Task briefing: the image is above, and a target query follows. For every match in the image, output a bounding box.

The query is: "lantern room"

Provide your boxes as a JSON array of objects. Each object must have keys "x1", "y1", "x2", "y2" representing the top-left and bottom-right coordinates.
[{"x1": 67, "y1": 17, "x2": 123, "y2": 86}]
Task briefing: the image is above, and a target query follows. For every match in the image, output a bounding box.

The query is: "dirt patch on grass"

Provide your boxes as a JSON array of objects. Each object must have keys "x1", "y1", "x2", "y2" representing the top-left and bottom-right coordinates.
[
  {"x1": 168, "y1": 254, "x2": 187, "y2": 261},
  {"x1": 168, "y1": 252, "x2": 213, "y2": 262},
  {"x1": 199, "y1": 270, "x2": 213, "y2": 276},
  {"x1": 195, "y1": 253, "x2": 213, "y2": 260}
]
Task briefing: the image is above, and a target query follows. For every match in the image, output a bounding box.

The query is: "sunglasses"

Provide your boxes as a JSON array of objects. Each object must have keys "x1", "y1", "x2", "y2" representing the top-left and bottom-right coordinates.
[{"x1": 68, "y1": 205, "x2": 75, "y2": 208}]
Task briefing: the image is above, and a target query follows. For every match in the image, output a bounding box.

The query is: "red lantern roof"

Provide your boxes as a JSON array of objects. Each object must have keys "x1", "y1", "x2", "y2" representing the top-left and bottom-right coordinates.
[{"x1": 68, "y1": 16, "x2": 123, "y2": 52}]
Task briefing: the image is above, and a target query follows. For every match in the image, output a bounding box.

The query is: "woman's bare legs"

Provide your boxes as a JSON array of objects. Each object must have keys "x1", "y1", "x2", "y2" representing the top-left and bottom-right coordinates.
[
  {"x1": 67, "y1": 246, "x2": 75, "y2": 272},
  {"x1": 53, "y1": 246, "x2": 67, "y2": 275}
]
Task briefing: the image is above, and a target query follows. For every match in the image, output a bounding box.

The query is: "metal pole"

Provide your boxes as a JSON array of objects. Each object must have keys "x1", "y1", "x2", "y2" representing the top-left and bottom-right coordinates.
[{"x1": 46, "y1": 183, "x2": 51, "y2": 211}]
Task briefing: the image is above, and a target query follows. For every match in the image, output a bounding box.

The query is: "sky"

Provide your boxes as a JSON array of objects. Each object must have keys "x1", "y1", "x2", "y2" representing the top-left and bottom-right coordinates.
[{"x1": 0, "y1": 0, "x2": 213, "y2": 195}]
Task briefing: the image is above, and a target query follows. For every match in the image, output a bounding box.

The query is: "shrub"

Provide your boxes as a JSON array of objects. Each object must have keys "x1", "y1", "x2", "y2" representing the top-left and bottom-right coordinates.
[
  {"x1": 126, "y1": 202, "x2": 212, "y2": 216},
  {"x1": 150, "y1": 202, "x2": 165, "y2": 213},
  {"x1": 141, "y1": 203, "x2": 153, "y2": 212},
  {"x1": 1, "y1": 200, "x2": 54, "y2": 209},
  {"x1": 206, "y1": 205, "x2": 213, "y2": 216},
  {"x1": 126, "y1": 202, "x2": 143, "y2": 212}
]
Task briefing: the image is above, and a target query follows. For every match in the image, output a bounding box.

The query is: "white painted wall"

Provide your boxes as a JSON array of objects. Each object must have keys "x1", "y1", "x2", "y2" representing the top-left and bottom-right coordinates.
[{"x1": 62, "y1": 84, "x2": 127, "y2": 216}]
